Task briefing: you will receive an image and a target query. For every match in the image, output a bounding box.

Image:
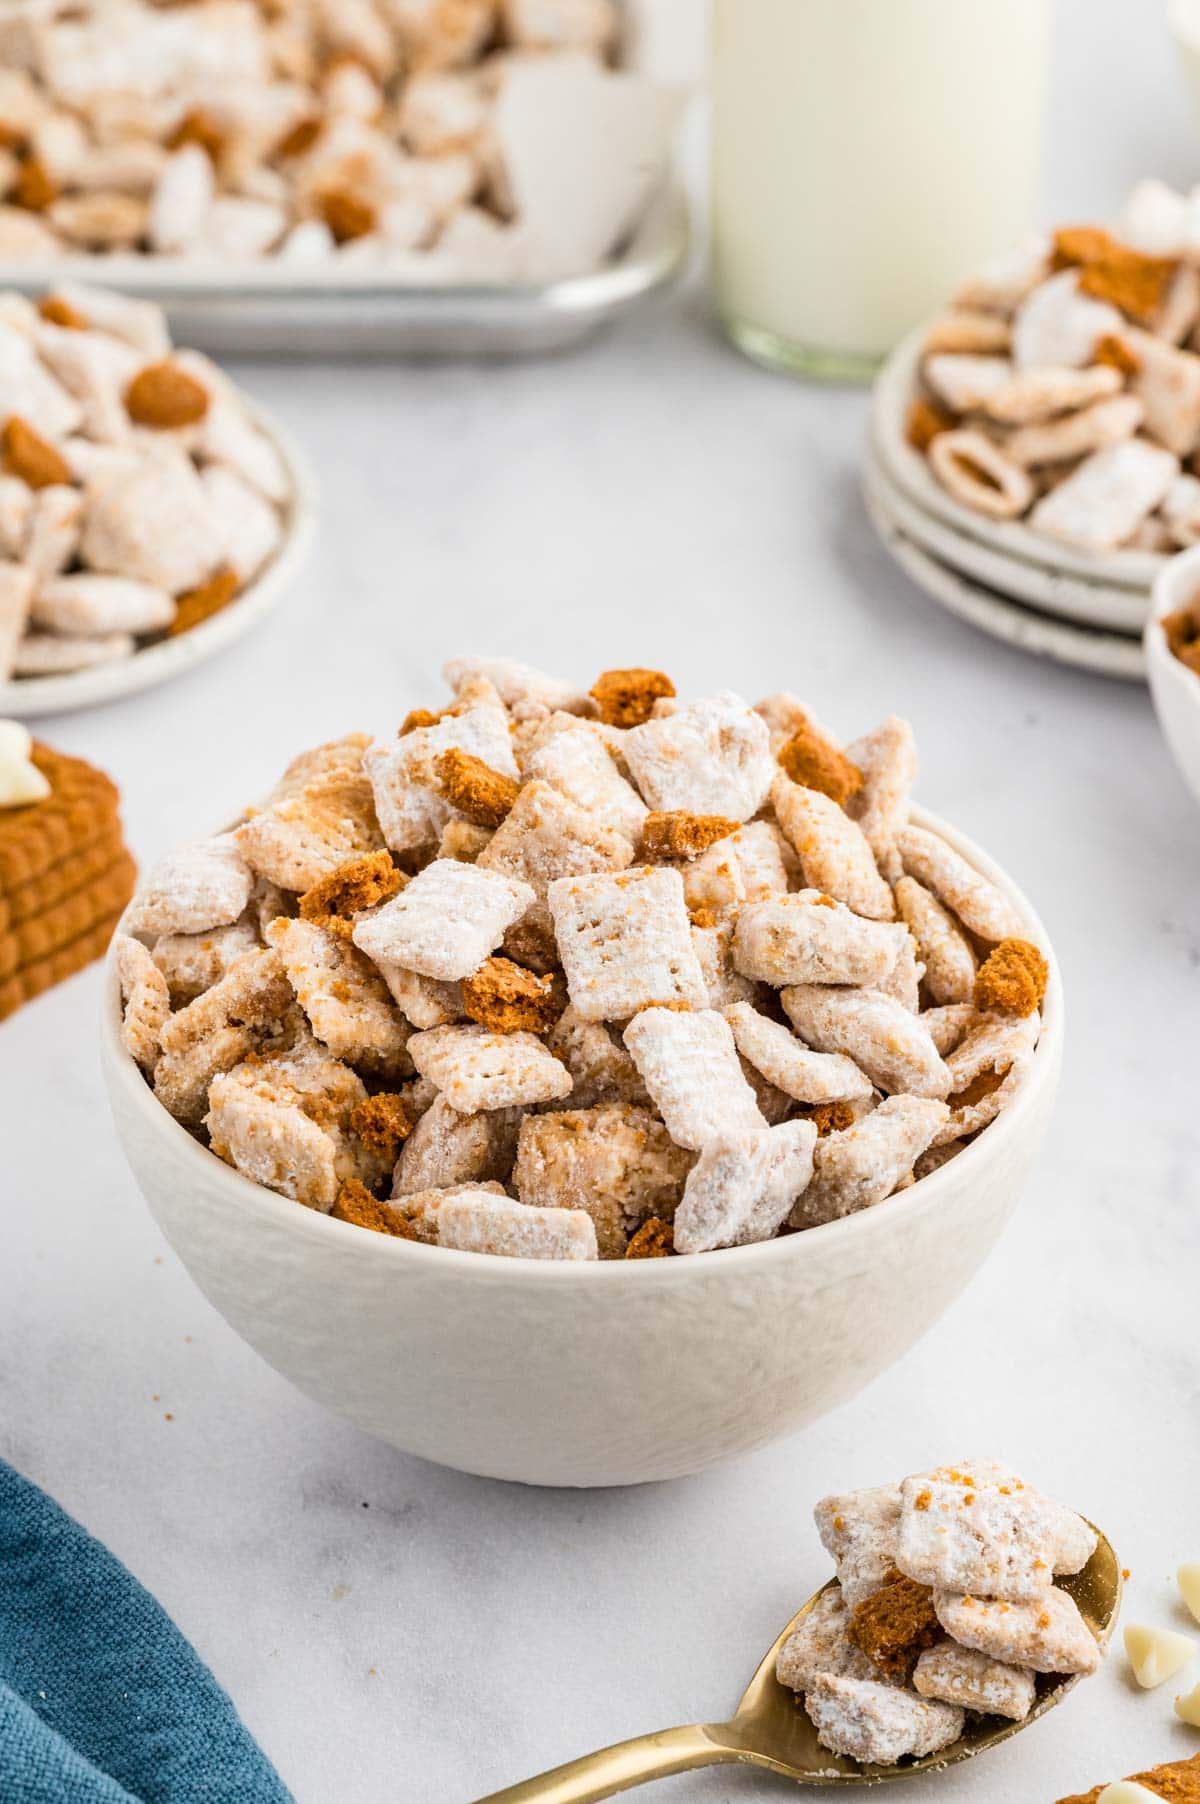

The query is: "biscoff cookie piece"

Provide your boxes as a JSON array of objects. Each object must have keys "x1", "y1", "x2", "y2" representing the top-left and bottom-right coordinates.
[
  {"x1": 772, "y1": 776, "x2": 895, "y2": 922},
  {"x1": 266, "y1": 916, "x2": 411, "y2": 1069},
  {"x1": 543, "y1": 1004, "x2": 650, "y2": 1109},
  {"x1": 623, "y1": 1005, "x2": 764, "y2": 1150},
  {"x1": 624, "y1": 692, "x2": 775, "y2": 820},
  {"x1": 151, "y1": 916, "x2": 260, "y2": 1006},
  {"x1": 205, "y1": 1045, "x2": 371, "y2": 1212},
  {"x1": 640, "y1": 811, "x2": 738, "y2": 860},
  {"x1": 804, "y1": 1673, "x2": 964, "y2": 1766},
  {"x1": 526, "y1": 725, "x2": 647, "y2": 842},
  {"x1": 513, "y1": 1103, "x2": 693, "y2": 1258},
  {"x1": 126, "y1": 833, "x2": 252, "y2": 938},
  {"x1": 298, "y1": 850, "x2": 403, "y2": 939},
  {"x1": 364, "y1": 704, "x2": 518, "y2": 855},
  {"x1": 898, "y1": 1464, "x2": 1095, "y2": 1600},
  {"x1": 934, "y1": 1587, "x2": 1100, "y2": 1675},
  {"x1": 934, "y1": 1014, "x2": 1039, "y2": 1146},
  {"x1": 844, "y1": 716, "x2": 917, "y2": 878},
  {"x1": 351, "y1": 1092, "x2": 413, "y2": 1163},
  {"x1": 782, "y1": 986, "x2": 952, "y2": 1100},
  {"x1": 912, "y1": 1643, "x2": 1036, "y2": 1721},
  {"x1": 408, "y1": 1022, "x2": 572, "y2": 1112},
  {"x1": 353, "y1": 857, "x2": 534, "y2": 982},
  {"x1": 898, "y1": 825, "x2": 1025, "y2": 944},
  {"x1": 894, "y1": 876, "x2": 977, "y2": 1006},
  {"x1": 847, "y1": 1573, "x2": 941, "y2": 1683},
  {"x1": 814, "y1": 1486, "x2": 903, "y2": 1607},
  {"x1": 236, "y1": 775, "x2": 384, "y2": 893},
  {"x1": 549, "y1": 866, "x2": 707, "y2": 1021},
  {"x1": 733, "y1": 891, "x2": 908, "y2": 988},
  {"x1": 478, "y1": 779, "x2": 635, "y2": 923},
  {"x1": 776, "y1": 1587, "x2": 877, "y2": 1693},
  {"x1": 115, "y1": 932, "x2": 170, "y2": 1073},
  {"x1": 723, "y1": 1001, "x2": 873, "y2": 1106},
  {"x1": 776, "y1": 716, "x2": 863, "y2": 805},
  {"x1": 792, "y1": 1096, "x2": 950, "y2": 1229},
  {"x1": 391, "y1": 1093, "x2": 522, "y2": 1197},
  {"x1": 974, "y1": 938, "x2": 1048, "y2": 1017},
  {"x1": 683, "y1": 818, "x2": 791, "y2": 922},
  {"x1": 438, "y1": 1191, "x2": 599, "y2": 1261},
  {"x1": 589, "y1": 666, "x2": 675, "y2": 728},
  {"x1": 432, "y1": 746, "x2": 520, "y2": 829},
  {"x1": 460, "y1": 955, "x2": 560, "y2": 1033},
  {"x1": 673, "y1": 1119, "x2": 816, "y2": 1253}
]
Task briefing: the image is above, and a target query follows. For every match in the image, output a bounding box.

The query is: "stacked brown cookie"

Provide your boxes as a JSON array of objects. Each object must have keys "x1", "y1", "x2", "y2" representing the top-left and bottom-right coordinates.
[{"x1": 0, "y1": 743, "x2": 136, "y2": 1020}]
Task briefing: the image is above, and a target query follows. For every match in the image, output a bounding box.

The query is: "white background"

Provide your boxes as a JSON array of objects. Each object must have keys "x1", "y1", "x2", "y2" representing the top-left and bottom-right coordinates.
[{"x1": 4, "y1": 2, "x2": 1200, "y2": 1799}]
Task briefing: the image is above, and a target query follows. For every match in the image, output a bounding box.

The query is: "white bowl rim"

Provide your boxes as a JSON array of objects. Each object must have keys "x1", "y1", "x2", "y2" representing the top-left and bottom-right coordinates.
[
  {"x1": 0, "y1": 397, "x2": 317, "y2": 719},
  {"x1": 103, "y1": 802, "x2": 1063, "y2": 1285},
  {"x1": 1146, "y1": 540, "x2": 1200, "y2": 698}
]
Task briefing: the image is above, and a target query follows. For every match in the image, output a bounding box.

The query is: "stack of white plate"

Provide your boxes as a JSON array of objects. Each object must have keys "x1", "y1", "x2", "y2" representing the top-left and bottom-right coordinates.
[{"x1": 866, "y1": 330, "x2": 1166, "y2": 682}]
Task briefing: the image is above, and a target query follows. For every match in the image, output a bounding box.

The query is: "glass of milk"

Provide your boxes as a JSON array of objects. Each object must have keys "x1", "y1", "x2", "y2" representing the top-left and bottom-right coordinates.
[{"x1": 710, "y1": 0, "x2": 1049, "y2": 380}]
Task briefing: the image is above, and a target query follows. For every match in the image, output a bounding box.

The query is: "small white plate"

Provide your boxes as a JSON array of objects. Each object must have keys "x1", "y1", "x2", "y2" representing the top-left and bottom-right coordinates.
[
  {"x1": 873, "y1": 329, "x2": 1169, "y2": 593},
  {"x1": 864, "y1": 462, "x2": 1146, "y2": 683},
  {"x1": 0, "y1": 405, "x2": 316, "y2": 719},
  {"x1": 866, "y1": 437, "x2": 1148, "y2": 637}
]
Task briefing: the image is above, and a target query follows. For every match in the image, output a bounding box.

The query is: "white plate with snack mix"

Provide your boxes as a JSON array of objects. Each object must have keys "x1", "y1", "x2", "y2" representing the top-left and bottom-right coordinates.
[
  {"x1": 864, "y1": 460, "x2": 1148, "y2": 684},
  {"x1": 0, "y1": 0, "x2": 688, "y2": 357},
  {"x1": 871, "y1": 179, "x2": 1200, "y2": 601},
  {"x1": 776, "y1": 1460, "x2": 1114, "y2": 1772},
  {"x1": 0, "y1": 284, "x2": 314, "y2": 718},
  {"x1": 866, "y1": 430, "x2": 1148, "y2": 638},
  {"x1": 103, "y1": 656, "x2": 1063, "y2": 1484}
]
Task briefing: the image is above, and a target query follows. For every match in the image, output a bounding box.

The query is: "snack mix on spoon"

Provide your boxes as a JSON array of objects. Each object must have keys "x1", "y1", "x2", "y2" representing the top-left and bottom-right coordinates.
[
  {"x1": 909, "y1": 178, "x2": 1200, "y2": 557},
  {"x1": 117, "y1": 657, "x2": 1048, "y2": 1260},
  {"x1": 0, "y1": 0, "x2": 672, "y2": 283},
  {"x1": 777, "y1": 1461, "x2": 1103, "y2": 1768},
  {"x1": 0, "y1": 285, "x2": 290, "y2": 681}
]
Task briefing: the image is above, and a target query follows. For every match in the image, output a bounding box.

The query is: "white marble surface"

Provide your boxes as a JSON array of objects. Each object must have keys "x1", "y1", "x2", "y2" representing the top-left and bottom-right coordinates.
[{"x1": 5, "y1": 5, "x2": 1200, "y2": 1800}]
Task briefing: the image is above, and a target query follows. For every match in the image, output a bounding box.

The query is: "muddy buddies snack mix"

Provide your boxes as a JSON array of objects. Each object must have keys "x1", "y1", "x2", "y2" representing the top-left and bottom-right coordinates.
[
  {"x1": 0, "y1": 286, "x2": 292, "y2": 680},
  {"x1": 907, "y1": 180, "x2": 1200, "y2": 556},
  {"x1": 0, "y1": 0, "x2": 672, "y2": 284},
  {"x1": 777, "y1": 1460, "x2": 1104, "y2": 1768},
  {"x1": 118, "y1": 657, "x2": 1049, "y2": 1261}
]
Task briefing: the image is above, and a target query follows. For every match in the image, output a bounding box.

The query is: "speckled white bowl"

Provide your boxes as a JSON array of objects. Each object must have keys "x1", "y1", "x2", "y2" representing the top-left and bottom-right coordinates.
[
  {"x1": 102, "y1": 806, "x2": 1062, "y2": 1488},
  {"x1": 1147, "y1": 544, "x2": 1200, "y2": 806}
]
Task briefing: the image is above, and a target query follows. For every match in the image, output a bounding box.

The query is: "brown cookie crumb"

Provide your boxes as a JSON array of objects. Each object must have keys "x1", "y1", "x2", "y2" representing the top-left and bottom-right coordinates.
[
  {"x1": 590, "y1": 667, "x2": 675, "y2": 728},
  {"x1": 974, "y1": 938, "x2": 1048, "y2": 1017},
  {"x1": 1094, "y1": 333, "x2": 1141, "y2": 378},
  {"x1": 2, "y1": 416, "x2": 73, "y2": 489},
  {"x1": 12, "y1": 156, "x2": 56, "y2": 212},
  {"x1": 332, "y1": 1177, "x2": 418, "y2": 1238},
  {"x1": 847, "y1": 1571, "x2": 941, "y2": 1683},
  {"x1": 951, "y1": 1065, "x2": 1006, "y2": 1109},
  {"x1": 1051, "y1": 225, "x2": 1118, "y2": 271},
  {"x1": 1164, "y1": 603, "x2": 1200, "y2": 676},
  {"x1": 126, "y1": 360, "x2": 210, "y2": 429},
  {"x1": 350, "y1": 1092, "x2": 413, "y2": 1160},
  {"x1": 625, "y1": 1217, "x2": 674, "y2": 1258},
  {"x1": 276, "y1": 115, "x2": 323, "y2": 160},
  {"x1": 461, "y1": 955, "x2": 562, "y2": 1033},
  {"x1": 37, "y1": 295, "x2": 89, "y2": 330},
  {"x1": 168, "y1": 566, "x2": 240, "y2": 636},
  {"x1": 640, "y1": 810, "x2": 739, "y2": 860},
  {"x1": 803, "y1": 1099, "x2": 858, "y2": 1137},
  {"x1": 433, "y1": 747, "x2": 520, "y2": 828},
  {"x1": 167, "y1": 108, "x2": 225, "y2": 161},
  {"x1": 1051, "y1": 225, "x2": 1178, "y2": 325},
  {"x1": 318, "y1": 186, "x2": 376, "y2": 243},
  {"x1": 299, "y1": 850, "x2": 403, "y2": 937},
  {"x1": 906, "y1": 396, "x2": 955, "y2": 452},
  {"x1": 777, "y1": 721, "x2": 864, "y2": 805},
  {"x1": 1056, "y1": 1752, "x2": 1200, "y2": 1804},
  {"x1": 400, "y1": 707, "x2": 441, "y2": 736}
]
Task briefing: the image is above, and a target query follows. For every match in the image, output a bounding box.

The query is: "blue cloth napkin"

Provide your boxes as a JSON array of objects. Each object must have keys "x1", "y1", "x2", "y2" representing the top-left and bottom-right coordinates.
[{"x1": 0, "y1": 1460, "x2": 294, "y2": 1804}]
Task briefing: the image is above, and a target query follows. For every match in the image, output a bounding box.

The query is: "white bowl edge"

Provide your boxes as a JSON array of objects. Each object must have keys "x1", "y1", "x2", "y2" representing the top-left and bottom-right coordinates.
[{"x1": 1146, "y1": 543, "x2": 1200, "y2": 805}]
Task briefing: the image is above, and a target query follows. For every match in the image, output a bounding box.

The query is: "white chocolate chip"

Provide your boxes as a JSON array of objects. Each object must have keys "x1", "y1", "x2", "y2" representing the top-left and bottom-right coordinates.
[
  {"x1": 1175, "y1": 1679, "x2": 1200, "y2": 1727},
  {"x1": 1124, "y1": 1623, "x2": 1196, "y2": 1688},
  {"x1": 1179, "y1": 1562, "x2": 1200, "y2": 1627},
  {"x1": 0, "y1": 718, "x2": 50, "y2": 807},
  {"x1": 1098, "y1": 1786, "x2": 1170, "y2": 1804}
]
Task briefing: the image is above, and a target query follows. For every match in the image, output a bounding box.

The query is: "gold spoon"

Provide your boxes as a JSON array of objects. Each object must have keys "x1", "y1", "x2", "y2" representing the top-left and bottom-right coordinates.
[{"x1": 473, "y1": 1525, "x2": 1121, "y2": 1802}]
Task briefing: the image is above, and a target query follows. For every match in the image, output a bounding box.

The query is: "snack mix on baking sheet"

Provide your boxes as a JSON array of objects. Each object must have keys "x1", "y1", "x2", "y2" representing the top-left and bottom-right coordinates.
[
  {"x1": 117, "y1": 657, "x2": 1048, "y2": 1260},
  {"x1": 0, "y1": 0, "x2": 669, "y2": 283},
  {"x1": 907, "y1": 178, "x2": 1200, "y2": 557},
  {"x1": 0, "y1": 285, "x2": 290, "y2": 680},
  {"x1": 0, "y1": 721, "x2": 135, "y2": 1020},
  {"x1": 777, "y1": 1460, "x2": 1103, "y2": 1769}
]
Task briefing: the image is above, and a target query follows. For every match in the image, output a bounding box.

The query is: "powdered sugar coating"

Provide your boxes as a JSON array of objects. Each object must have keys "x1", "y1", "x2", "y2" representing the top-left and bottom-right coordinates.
[
  {"x1": 804, "y1": 1673, "x2": 964, "y2": 1765},
  {"x1": 723, "y1": 1002, "x2": 873, "y2": 1106},
  {"x1": 899, "y1": 826, "x2": 1026, "y2": 943},
  {"x1": 623, "y1": 692, "x2": 775, "y2": 820},
  {"x1": 793, "y1": 1096, "x2": 951, "y2": 1228},
  {"x1": 353, "y1": 859, "x2": 534, "y2": 982},
  {"x1": 408, "y1": 1023, "x2": 572, "y2": 1112},
  {"x1": 933, "y1": 1587, "x2": 1100, "y2": 1675},
  {"x1": 733, "y1": 891, "x2": 908, "y2": 988},
  {"x1": 513, "y1": 1103, "x2": 692, "y2": 1258},
  {"x1": 673, "y1": 1119, "x2": 816, "y2": 1253},
  {"x1": 126, "y1": 833, "x2": 252, "y2": 938},
  {"x1": 266, "y1": 916, "x2": 411, "y2": 1069},
  {"x1": 897, "y1": 1463, "x2": 1096, "y2": 1601},
  {"x1": 776, "y1": 1587, "x2": 877, "y2": 1692},
  {"x1": 391, "y1": 1094, "x2": 521, "y2": 1198},
  {"x1": 782, "y1": 986, "x2": 953, "y2": 1100},
  {"x1": 115, "y1": 932, "x2": 170, "y2": 1072},
  {"x1": 814, "y1": 1486, "x2": 903, "y2": 1607},
  {"x1": 623, "y1": 1006, "x2": 764, "y2": 1151},
  {"x1": 912, "y1": 1643, "x2": 1036, "y2": 1720},
  {"x1": 526, "y1": 724, "x2": 647, "y2": 842},
  {"x1": 365, "y1": 705, "x2": 517, "y2": 855},
  {"x1": 437, "y1": 1191, "x2": 599, "y2": 1261},
  {"x1": 894, "y1": 876, "x2": 977, "y2": 1006},
  {"x1": 772, "y1": 777, "x2": 895, "y2": 921},
  {"x1": 549, "y1": 866, "x2": 707, "y2": 1021}
]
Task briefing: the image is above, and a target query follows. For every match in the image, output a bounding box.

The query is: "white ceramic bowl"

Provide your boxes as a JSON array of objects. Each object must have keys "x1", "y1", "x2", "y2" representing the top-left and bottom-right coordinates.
[
  {"x1": 0, "y1": 403, "x2": 316, "y2": 719},
  {"x1": 102, "y1": 807, "x2": 1062, "y2": 1488},
  {"x1": 1146, "y1": 543, "x2": 1200, "y2": 805}
]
